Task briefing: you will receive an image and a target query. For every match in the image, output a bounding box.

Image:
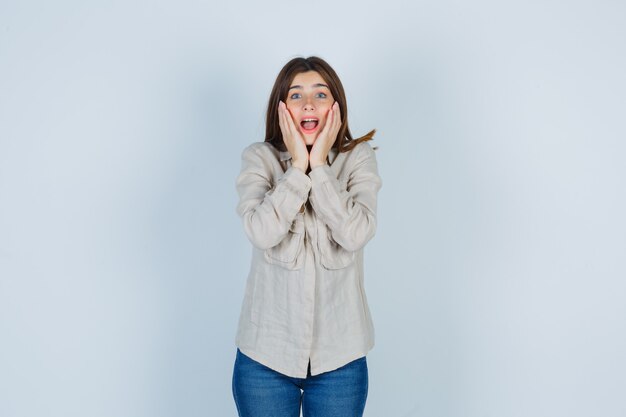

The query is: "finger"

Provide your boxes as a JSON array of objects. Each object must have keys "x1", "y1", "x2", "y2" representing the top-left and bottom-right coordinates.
[
  {"x1": 319, "y1": 107, "x2": 334, "y2": 139},
  {"x1": 330, "y1": 104, "x2": 341, "y2": 141},
  {"x1": 284, "y1": 105, "x2": 301, "y2": 137},
  {"x1": 333, "y1": 101, "x2": 341, "y2": 124},
  {"x1": 278, "y1": 101, "x2": 288, "y2": 134},
  {"x1": 332, "y1": 102, "x2": 341, "y2": 130},
  {"x1": 280, "y1": 104, "x2": 297, "y2": 143},
  {"x1": 324, "y1": 108, "x2": 339, "y2": 145}
]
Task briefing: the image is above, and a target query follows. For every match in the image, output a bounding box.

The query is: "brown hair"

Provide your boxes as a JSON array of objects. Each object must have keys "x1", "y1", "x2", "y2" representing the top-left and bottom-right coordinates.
[{"x1": 265, "y1": 56, "x2": 375, "y2": 153}]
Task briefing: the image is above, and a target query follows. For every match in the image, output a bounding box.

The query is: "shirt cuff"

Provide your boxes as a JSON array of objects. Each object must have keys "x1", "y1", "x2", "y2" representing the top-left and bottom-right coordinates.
[
  {"x1": 280, "y1": 165, "x2": 312, "y2": 201},
  {"x1": 308, "y1": 164, "x2": 334, "y2": 185}
]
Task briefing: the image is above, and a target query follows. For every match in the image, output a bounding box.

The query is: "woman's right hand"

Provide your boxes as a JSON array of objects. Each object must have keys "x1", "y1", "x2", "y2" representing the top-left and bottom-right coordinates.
[{"x1": 278, "y1": 101, "x2": 309, "y2": 172}]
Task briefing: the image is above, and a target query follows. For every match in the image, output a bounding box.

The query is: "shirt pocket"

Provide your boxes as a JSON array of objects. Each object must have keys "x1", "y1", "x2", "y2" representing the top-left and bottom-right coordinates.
[
  {"x1": 264, "y1": 218, "x2": 305, "y2": 270},
  {"x1": 317, "y1": 225, "x2": 356, "y2": 270}
]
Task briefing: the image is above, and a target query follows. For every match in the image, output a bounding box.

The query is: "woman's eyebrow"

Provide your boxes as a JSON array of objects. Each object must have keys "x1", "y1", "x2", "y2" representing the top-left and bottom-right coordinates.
[{"x1": 288, "y1": 83, "x2": 329, "y2": 90}]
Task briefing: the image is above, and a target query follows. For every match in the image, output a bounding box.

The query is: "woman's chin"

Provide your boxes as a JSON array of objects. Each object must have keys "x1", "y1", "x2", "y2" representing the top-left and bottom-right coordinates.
[{"x1": 303, "y1": 135, "x2": 317, "y2": 146}]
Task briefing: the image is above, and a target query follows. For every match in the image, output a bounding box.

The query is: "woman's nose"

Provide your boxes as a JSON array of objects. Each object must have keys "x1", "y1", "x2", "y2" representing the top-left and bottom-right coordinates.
[{"x1": 303, "y1": 99, "x2": 314, "y2": 111}]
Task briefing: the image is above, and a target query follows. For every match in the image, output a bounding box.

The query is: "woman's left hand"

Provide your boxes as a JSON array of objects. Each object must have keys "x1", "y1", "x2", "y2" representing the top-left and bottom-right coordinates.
[{"x1": 309, "y1": 102, "x2": 341, "y2": 169}]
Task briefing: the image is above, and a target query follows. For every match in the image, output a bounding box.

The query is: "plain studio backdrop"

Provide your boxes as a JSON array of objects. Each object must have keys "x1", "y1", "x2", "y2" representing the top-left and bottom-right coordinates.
[{"x1": 1, "y1": 1, "x2": 625, "y2": 416}]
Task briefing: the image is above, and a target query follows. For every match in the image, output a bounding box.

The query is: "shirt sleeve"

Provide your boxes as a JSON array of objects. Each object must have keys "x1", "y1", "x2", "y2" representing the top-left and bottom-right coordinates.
[
  {"x1": 308, "y1": 142, "x2": 382, "y2": 252},
  {"x1": 236, "y1": 144, "x2": 311, "y2": 250}
]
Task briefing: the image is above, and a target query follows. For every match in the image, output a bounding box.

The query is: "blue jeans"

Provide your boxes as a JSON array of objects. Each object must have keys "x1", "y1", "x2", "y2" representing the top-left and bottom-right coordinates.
[{"x1": 232, "y1": 349, "x2": 368, "y2": 417}]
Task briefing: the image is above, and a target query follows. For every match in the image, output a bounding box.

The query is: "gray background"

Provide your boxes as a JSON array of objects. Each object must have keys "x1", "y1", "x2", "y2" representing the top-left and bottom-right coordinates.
[{"x1": 1, "y1": 1, "x2": 625, "y2": 416}]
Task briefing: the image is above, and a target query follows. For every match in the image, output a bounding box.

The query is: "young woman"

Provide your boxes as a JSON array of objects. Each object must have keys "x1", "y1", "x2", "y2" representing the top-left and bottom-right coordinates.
[{"x1": 232, "y1": 56, "x2": 382, "y2": 417}]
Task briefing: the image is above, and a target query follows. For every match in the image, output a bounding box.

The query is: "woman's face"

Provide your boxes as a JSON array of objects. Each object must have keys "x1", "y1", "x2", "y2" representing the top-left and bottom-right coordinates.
[{"x1": 285, "y1": 71, "x2": 335, "y2": 146}]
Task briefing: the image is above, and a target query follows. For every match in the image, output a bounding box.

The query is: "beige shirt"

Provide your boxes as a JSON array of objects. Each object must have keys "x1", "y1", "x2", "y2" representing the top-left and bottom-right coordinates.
[{"x1": 234, "y1": 140, "x2": 382, "y2": 378}]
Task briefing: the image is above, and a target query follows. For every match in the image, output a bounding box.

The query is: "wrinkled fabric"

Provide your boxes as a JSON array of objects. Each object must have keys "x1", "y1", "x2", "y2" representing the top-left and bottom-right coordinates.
[{"x1": 235, "y1": 141, "x2": 382, "y2": 378}]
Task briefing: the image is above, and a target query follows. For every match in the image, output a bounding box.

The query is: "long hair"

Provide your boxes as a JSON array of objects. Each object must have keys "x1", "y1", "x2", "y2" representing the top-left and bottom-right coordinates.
[{"x1": 265, "y1": 56, "x2": 375, "y2": 153}]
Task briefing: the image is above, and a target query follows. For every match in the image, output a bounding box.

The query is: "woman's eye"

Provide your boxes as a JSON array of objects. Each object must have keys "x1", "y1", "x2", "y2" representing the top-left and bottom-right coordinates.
[
  {"x1": 290, "y1": 93, "x2": 301, "y2": 99},
  {"x1": 316, "y1": 92, "x2": 327, "y2": 98}
]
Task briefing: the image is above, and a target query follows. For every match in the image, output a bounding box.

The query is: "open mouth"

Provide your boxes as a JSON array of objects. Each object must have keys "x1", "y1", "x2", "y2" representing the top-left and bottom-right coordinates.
[{"x1": 300, "y1": 118, "x2": 319, "y2": 132}]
